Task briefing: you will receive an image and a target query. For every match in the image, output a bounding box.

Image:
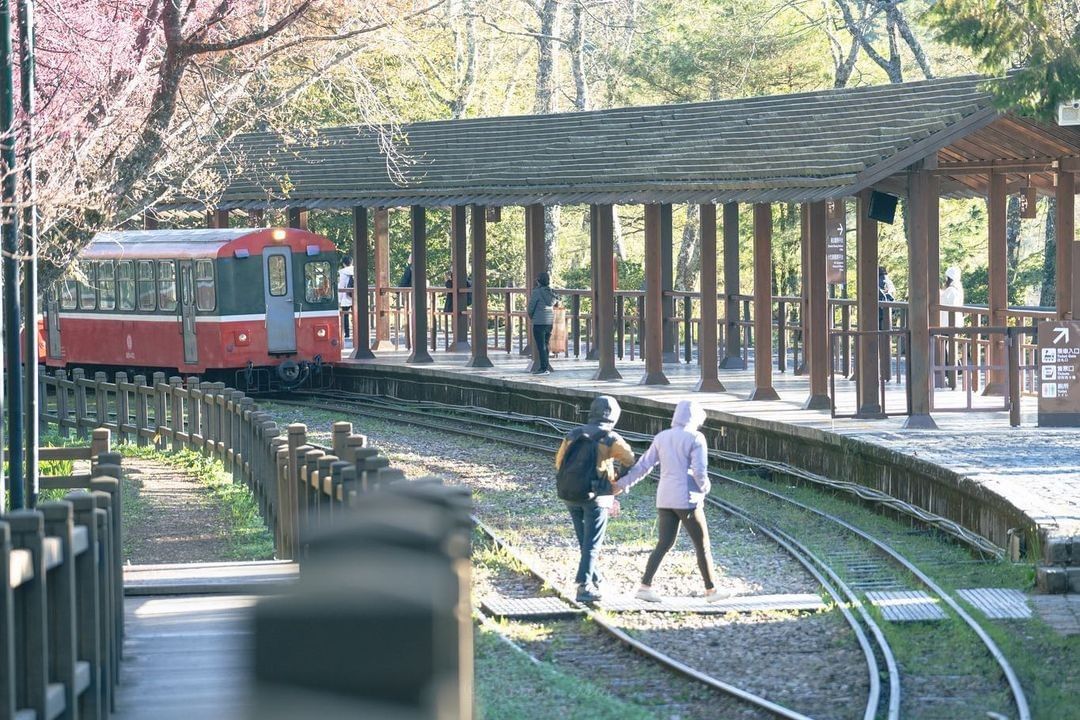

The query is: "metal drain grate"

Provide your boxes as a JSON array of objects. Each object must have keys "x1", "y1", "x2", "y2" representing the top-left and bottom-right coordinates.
[
  {"x1": 866, "y1": 591, "x2": 947, "y2": 622},
  {"x1": 599, "y1": 593, "x2": 826, "y2": 614},
  {"x1": 481, "y1": 596, "x2": 582, "y2": 619},
  {"x1": 956, "y1": 588, "x2": 1031, "y2": 619}
]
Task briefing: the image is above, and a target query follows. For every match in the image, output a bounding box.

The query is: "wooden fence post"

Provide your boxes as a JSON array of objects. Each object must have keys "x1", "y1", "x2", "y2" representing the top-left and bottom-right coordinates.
[
  {"x1": 331, "y1": 422, "x2": 352, "y2": 458},
  {"x1": 66, "y1": 491, "x2": 104, "y2": 720},
  {"x1": 133, "y1": 375, "x2": 148, "y2": 447},
  {"x1": 114, "y1": 372, "x2": 129, "y2": 443},
  {"x1": 169, "y1": 377, "x2": 184, "y2": 453},
  {"x1": 40, "y1": 501, "x2": 79, "y2": 720},
  {"x1": 72, "y1": 369, "x2": 88, "y2": 439},
  {"x1": 94, "y1": 372, "x2": 109, "y2": 432},
  {"x1": 56, "y1": 369, "x2": 69, "y2": 438},
  {"x1": 186, "y1": 378, "x2": 201, "y2": 452},
  {"x1": 5, "y1": 510, "x2": 49, "y2": 717}
]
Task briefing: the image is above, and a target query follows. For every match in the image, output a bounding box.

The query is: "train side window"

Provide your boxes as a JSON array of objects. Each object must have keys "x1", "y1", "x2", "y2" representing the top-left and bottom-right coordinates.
[
  {"x1": 158, "y1": 260, "x2": 177, "y2": 311},
  {"x1": 137, "y1": 260, "x2": 156, "y2": 311},
  {"x1": 78, "y1": 261, "x2": 97, "y2": 310},
  {"x1": 117, "y1": 261, "x2": 135, "y2": 311},
  {"x1": 195, "y1": 259, "x2": 215, "y2": 311},
  {"x1": 304, "y1": 261, "x2": 333, "y2": 303},
  {"x1": 60, "y1": 276, "x2": 78, "y2": 310},
  {"x1": 98, "y1": 260, "x2": 116, "y2": 310},
  {"x1": 268, "y1": 255, "x2": 287, "y2": 297}
]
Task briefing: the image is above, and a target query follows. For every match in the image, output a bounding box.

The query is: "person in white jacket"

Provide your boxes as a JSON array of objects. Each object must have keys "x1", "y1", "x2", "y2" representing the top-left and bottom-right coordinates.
[{"x1": 613, "y1": 400, "x2": 729, "y2": 603}]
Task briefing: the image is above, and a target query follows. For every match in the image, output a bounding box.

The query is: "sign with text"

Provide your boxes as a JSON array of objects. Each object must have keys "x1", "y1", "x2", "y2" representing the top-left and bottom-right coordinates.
[
  {"x1": 1038, "y1": 320, "x2": 1080, "y2": 427},
  {"x1": 826, "y1": 200, "x2": 846, "y2": 284}
]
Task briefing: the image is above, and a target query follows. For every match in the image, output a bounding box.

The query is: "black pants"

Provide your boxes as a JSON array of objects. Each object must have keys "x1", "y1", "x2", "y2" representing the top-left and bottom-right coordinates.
[
  {"x1": 642, "y1": 507, "x2": 716, "y2": 589},
  {"x1": 341, "y1": 307, "x2": 351, "y2": 338},
  {"x1": 532, "y1": 324, "x2": 552, "y2": 371}
]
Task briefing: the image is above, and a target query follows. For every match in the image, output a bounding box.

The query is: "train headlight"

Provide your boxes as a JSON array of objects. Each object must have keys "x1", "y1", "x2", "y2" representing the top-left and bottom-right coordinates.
[
  {"x1": 236, "y1": 331, "x2": 250, "y2": 346},
  {"x1": 315, "y1": 326, "x2": 329, "y2": 340}
]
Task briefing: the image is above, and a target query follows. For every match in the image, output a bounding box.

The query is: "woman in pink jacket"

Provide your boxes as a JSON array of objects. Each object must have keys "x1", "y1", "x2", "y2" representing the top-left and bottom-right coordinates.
[{"x1": 614, "y1": 400, "x2": 728, "y2": 602}]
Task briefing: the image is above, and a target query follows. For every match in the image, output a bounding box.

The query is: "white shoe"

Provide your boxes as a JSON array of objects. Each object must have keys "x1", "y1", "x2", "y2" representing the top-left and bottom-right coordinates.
[
  {"x1": 705, "y1": 589, "x2": 733, "y2": 603},
  {"x1": 635, "y1": 586, "x2": 662, "y2": 603}
]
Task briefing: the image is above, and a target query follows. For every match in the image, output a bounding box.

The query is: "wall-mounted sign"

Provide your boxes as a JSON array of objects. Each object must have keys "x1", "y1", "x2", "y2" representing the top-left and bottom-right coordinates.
[
  {"x1": 826, "y1": 200, "x2": 846, "y2": 284},
  {"x1": 1038, "y1": 320, "x2": 1080, "y2": 427}
]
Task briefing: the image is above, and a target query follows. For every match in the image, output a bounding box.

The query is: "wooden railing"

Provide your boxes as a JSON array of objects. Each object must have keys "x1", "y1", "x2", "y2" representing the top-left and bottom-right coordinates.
[{"x1": 2, "y1": 429, "x2": 123, "y2": 720}]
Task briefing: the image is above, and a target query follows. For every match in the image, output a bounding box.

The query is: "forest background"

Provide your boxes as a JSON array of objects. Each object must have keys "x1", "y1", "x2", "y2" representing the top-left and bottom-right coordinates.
[{"x1": 29, "y1": 0, "x2": 1080, "y2": 309}]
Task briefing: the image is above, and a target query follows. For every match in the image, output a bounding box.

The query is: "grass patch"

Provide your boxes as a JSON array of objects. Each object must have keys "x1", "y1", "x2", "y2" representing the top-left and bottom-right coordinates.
[
  {"x1": 474, "y1": 625, "x2": 656, "y2": 720},
  {"x1": 119, "y1": 444, "x2": 275, "y2": 561}
]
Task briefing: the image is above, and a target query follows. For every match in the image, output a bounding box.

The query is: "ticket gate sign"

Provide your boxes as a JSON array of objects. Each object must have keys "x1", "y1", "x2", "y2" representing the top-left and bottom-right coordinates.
[{"x1": 1038, "y1": 320, "x2": 1080, "y2": 427}]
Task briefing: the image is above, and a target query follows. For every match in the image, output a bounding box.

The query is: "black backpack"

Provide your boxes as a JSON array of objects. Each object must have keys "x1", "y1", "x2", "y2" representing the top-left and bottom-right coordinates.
[{"x1": 556, "y1": 430, "x2": 607, "y2": 502}]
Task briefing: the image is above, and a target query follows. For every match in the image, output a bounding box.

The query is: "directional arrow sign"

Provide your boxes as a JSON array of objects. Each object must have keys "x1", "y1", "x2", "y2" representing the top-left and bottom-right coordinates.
[{"x1": 1054, "y1": 326, "x2": 1071, "y2": 345}]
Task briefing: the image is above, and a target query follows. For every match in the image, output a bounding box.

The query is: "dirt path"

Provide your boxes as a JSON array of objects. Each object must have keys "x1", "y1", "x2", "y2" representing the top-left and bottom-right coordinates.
[{"x1": 120, "y1": 457, "x2": 235, "y2": 564}]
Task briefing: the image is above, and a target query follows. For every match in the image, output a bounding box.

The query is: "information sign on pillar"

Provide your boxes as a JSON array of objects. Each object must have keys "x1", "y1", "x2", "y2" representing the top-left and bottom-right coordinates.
[
  {"x1": 825, "y1": 199, "x2": 846, "y2": 285},
  {"x1": 1038, "y1": 320, "x2": 1080, "y2": 426}
]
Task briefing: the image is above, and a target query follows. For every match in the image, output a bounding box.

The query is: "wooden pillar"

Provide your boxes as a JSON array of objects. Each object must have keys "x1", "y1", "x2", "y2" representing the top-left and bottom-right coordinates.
[
  {"x1": 467, "y1": 206, "x2": 493, "y2": 368},
  {"x1": 985, "y1": 171, "x2": 1007, "y2": 395},
  {"x1": 805, "y1": 201, "x2": 830, "y2": 410},
  {"x1": 927, "y1": 177, "x2": 941, "y2": 320},
  {"x1": 351, "y1": 207, "x2": 374, "y2": 360},
  {"x1": 450, "y1": 206, "x2": 470, "y2": 352},
  {"x1": 797, "y1": 204, "x2": 810, "y2": 375},
  {"x1": 748, "y1": 203, "x2": 778, "y2": 400},
  {"x1": 206, "y1": 209, "x2": 229, "y2": 228},
  {"x1": 407, "y1": 205, "x2": 433, "y2": 363},
  {"x1": 594, "y1": 204, "x2": 621, "y2": 380},
  {"x1": 524, "y1": 204, "x2": 545, "y2": 361},
  {"x1": 697, "y1": 204, "x2": 724, "y2": 391},
  {"x1": 1057, "y1": 171, "x2": 1075, "y2": 320},
  {"x1": 905, "y1": 163, "x2": 938, "y2": 429},
  {"x1": 287, "y1": 207, "x2": 308, "y2": 231},
  {"x1": 659, "y1": 203, "x2": 678, "y2": 362},
  {"x1": 856, "y1": 191, "x2": 882, "y2": 417},
  {"x1": 371, "y1": 209, "x2": 394, "y2": 351},
  {"x1": 720, "y1": 202, "x2": 744, "y2": 368},
  {"x1": 586, "y1": 206, "x2": 600, "y2": 360},
  {"x1": 248, "y1": 209, "x2": 265, "y2": 227},
  {"x1": 143, "y1": 212, "x2": 159, "y2": 230},
  {"x1": 641, "y1": 205, "x2": 670, "y2": 385}
]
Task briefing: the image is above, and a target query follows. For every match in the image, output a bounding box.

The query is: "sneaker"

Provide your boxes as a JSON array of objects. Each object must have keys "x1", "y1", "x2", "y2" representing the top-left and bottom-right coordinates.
[
  {"x1": 576, "y1": 584, "x2": 602, "y2": 603},
  {"x1": 705, "y1": 589, "x2": 733, "y2": 603},
  {"x1": 635, "y1": 586, "x2": 662, "y2": 603}
]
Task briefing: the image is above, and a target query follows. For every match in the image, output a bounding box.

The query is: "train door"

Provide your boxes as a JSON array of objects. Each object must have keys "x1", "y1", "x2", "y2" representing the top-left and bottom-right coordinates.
[
  {"x1": 178, "y1": 260, "x2": 199, "y2": 364},
  {"x1": 263, "y1": 247, "x2": 297, "y2": 353},
  {"x1": 45, "y1": 286, "x2": 61, "y2": 359}
]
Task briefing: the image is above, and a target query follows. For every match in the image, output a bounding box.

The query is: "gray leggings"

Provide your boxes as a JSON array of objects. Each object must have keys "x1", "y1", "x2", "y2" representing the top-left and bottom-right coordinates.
[{"x1": 642, "y1": 507, "x2": 716, "y2": 590}]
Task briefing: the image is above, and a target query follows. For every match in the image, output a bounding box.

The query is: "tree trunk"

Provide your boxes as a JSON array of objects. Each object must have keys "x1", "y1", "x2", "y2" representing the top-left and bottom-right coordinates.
[
  {"x1": 1041, "y1": 197, "x2": 1057, "y2": 307},
  {"x1": 1006, "y1": 195, "x2": 1022, "y2": 298},
  {"x1": 675, "y1": 204, "x2": 700, "y2": 290},
  {"x1": 534, "y1": 0, "x2": 562, "y2": 115},
  {"x1": 570, "y1": 1, "x2": 588, "y2": 111}
]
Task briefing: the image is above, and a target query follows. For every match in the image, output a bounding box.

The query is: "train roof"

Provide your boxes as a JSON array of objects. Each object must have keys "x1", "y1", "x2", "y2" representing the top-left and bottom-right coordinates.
[{"x1": 83, "y1": 228, "x2": 335, "y2": 260}]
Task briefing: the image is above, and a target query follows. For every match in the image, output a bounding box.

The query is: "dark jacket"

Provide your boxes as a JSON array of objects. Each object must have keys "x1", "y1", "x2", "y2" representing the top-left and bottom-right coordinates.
[
  {"x1": 399, "y1": 265, "x2": 412, "y2": 288},
  {"x1": 527, "y1": 285, "x2": 557, "y2": 325}
]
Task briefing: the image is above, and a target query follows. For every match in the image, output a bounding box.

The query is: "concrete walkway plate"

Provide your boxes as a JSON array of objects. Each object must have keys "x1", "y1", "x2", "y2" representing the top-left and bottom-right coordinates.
[
  {"x1": 599, "y1": 593, "x2": 826, "y2": 614},
  {"x1": 866, "y1": 590, "x2": 947, "y2": 621},
  {"x1": 956, "y1": 588, "x2": 1032, "y2": 619},
  {"x1": 481, "y1": 596, "x2": 582, "y2": 619},
  {"x1": 124, "y1": 560, "x2": 299, "y2": 596}
]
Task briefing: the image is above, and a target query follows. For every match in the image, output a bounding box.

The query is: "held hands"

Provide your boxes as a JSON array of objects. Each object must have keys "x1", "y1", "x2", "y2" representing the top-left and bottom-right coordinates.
[{"x1": 609, "y1": 476, "x2": 623, "y2": 496}]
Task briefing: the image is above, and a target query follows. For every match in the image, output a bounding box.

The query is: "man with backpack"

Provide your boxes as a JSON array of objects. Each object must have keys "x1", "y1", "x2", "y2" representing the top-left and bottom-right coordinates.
[{"x1": 555, "y1": 395, "x2": 635, "y2": 603}]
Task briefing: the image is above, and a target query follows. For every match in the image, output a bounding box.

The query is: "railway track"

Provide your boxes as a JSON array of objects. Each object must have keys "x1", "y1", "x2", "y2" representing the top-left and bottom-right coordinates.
[{"x1": 268, "y1": 389, "x2": 1030, "y2": 720}]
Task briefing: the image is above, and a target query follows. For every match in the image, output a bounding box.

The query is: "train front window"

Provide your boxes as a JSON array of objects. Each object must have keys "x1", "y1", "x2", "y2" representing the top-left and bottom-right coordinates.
[
  {"x1": 195, "y1": 259, "x2": 215, "y2": 311},
  {"x1": 60, "y1": 276, "x2": 77, "y2": 310},
  {"x1": 117, "y1": 261, "x2": 135, "y2": 311},
  {"x1": 98, "y1": 260, "x2": 116, "y2": 310},
  {"x1": 268, "y1": 255, "x2": 287, "y2": 297},
  {"x1": 137, "y1": 261, "x2": 156, "y2": 311},
  {"x1": 158, "y1": 260, "x2": 177, "y2": 311},
  {"x1": 78, "y1": 262, "x2": 97, "y2": 310},
  {"x1": 304, "y1": 261, "x2": 333, "y2": 303}
]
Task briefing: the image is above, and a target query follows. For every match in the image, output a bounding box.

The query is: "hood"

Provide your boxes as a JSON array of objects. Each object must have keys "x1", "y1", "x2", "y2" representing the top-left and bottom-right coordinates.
[
  {"x1": 671, "y1": 400, "x2": 705, "y2": 431},
  {"x1": 535, "y1": 286, "x2": 556, "y2": 302},
  {"x1": 587, "y1": 395, "x2": 621, "y2": 429},
  {"x1": 945, "y1": 266, "x2": 961, "y2": 284}
]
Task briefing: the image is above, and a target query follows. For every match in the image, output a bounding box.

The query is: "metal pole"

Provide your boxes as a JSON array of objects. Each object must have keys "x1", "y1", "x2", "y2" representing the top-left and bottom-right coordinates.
[
  {"x1": 1, "y1": 0, "x2": 24, "y2": 508},
  {"x1": 18, "y1": 0, "x2": 36, "y2": 506}
]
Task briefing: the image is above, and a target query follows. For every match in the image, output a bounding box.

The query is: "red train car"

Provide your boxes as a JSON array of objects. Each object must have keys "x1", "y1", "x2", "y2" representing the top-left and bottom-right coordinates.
[{"x1": 44, "y1": 227, "x2": 342, "y2": 383}]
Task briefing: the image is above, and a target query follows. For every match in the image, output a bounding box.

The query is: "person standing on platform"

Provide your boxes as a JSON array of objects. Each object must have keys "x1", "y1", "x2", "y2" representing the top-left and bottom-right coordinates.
[
  {"x1": 398, "y1": 253, "x2": 413, "y2": 349},
  {"x1": 527, "y1": 272, "x2": 558, "y2": 375},
  {"x1": 939, "y1": 266, "x2": 965, "y2": 389},
  {"x1": 613, "y1": 400, "x2": 729, "y2": 603},
  {"x1": 878, "y1": 265, "x2": 897, "y2": 381},
  {"x1": 338, "y1": 255, "x2": 354, "y2": 341},
  {"x1": 555, "y1": 395, "x2": 635, "y2": 603}
]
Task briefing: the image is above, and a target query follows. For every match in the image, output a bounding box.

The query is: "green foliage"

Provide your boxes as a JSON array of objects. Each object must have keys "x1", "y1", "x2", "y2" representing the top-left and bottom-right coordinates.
[{"x1": 929, "y1": 0, "x2": 1080, "y2": 121}]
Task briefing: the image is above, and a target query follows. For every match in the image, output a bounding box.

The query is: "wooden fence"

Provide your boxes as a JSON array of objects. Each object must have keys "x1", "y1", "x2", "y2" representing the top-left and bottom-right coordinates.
[{"x1": 2, "y1": 429, "x2": 124, "y2": 720}]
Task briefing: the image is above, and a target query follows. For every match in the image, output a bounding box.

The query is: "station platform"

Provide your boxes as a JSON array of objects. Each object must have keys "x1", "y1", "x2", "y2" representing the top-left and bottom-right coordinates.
[{"x1": 337, "y1": 343, "x2": 1080, "y2": 564}]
